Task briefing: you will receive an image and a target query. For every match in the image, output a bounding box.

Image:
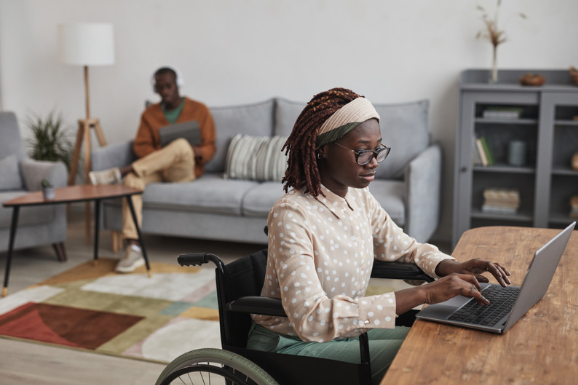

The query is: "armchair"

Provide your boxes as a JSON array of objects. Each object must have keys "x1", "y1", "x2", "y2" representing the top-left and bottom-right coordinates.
[{"x1": 0, "y1": 112, "x2": 68, "y2": 260}]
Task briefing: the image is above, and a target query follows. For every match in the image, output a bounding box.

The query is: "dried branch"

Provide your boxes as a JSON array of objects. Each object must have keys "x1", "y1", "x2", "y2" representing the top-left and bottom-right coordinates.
[{"x1": 476, "y1": 0, "x2": 526, "y2": 48}]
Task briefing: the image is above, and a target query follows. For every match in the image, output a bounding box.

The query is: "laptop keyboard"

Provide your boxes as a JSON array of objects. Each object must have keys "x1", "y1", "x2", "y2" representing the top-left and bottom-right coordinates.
[{"x1": 448, "y1": 285, "x2": 520, "y2": 327}]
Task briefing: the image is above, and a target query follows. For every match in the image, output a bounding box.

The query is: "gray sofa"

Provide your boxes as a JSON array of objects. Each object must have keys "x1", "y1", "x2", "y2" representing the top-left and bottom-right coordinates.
[
  {"x1": 0, "y1": 112, "x2": 68, "y2": 259},
  {"x1": 91, "y1": 97, "x2": 441, "y2": 245}
]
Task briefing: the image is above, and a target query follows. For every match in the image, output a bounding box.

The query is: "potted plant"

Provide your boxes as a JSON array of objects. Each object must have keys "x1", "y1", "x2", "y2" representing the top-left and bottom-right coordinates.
[
  {"x1": 41, "y1": 178, "x2": 55, "y2": 200},
  {"x1": 25, "y1": 110, "x2": 74, "y2": 170},
  {"x1": 476, "y1": 0, "x2": 527, "y2": 83}
]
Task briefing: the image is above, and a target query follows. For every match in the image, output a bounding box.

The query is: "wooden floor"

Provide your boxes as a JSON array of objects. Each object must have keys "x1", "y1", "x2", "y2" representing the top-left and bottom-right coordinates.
[{"x1": 0, "y1": 203, "x2": 451, "y2": 384}]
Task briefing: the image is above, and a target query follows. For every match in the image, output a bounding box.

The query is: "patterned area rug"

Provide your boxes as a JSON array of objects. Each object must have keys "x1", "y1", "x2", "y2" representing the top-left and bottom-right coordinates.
[
  {"x1": 0, "y1": 258, "x2": 221, "y2": 364},
  {"x1": 0, "y1": 258, "x2": 398, "y2": 365}
]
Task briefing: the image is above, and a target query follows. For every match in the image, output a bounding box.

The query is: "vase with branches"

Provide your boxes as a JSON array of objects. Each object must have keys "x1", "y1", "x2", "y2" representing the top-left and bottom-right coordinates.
[
  {"x1": 25, "y1": 110, "x2": 74, "y2": 170},
  {"x1": 476, "y1": 0, "x2": 527, "y2": 83}
]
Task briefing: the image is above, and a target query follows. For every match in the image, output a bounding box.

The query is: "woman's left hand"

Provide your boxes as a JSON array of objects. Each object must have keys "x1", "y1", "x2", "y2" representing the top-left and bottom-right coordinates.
[{"x1": 435, "y1": 259, "x2": 511, "y2": 287}]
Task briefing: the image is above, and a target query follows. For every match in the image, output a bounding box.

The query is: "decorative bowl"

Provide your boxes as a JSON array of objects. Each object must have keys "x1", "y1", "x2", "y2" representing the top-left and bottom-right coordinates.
[{"x1": 519, "y1": 73, "x2": 545, "y2": 86}]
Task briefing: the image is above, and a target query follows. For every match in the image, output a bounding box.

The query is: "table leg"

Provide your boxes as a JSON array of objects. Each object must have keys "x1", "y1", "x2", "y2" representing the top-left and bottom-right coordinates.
[
  {"x1": 3, "y1": 206, "x2": 20, "y2": 297},
  {"x1": 125, "y1": 195, "x2": 151, "y2": 277},
  {"x1": 93, "y1": 199, "x2": 100, "y2": 267}
]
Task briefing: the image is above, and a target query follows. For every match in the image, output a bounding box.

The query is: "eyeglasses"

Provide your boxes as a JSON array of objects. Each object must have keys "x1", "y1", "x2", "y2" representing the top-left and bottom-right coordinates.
[{"x1": 332, "y1": 143, "x2": 391, "y2": 165}]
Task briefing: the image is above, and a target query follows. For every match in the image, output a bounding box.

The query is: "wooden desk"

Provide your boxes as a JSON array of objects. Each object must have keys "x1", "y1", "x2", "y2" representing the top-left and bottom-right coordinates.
[{"x1": 382, "y1": 226, "x2": 578, "y2": 385}]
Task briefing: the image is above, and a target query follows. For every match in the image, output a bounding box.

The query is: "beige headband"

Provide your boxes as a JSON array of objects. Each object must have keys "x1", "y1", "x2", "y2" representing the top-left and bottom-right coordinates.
[{"x1": 316, "y1": 97, "x2": 380, "y2": 148}]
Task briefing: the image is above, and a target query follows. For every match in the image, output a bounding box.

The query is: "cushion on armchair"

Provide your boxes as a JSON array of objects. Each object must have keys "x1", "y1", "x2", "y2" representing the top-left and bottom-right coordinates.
[
  {"x1": 0, "y1": 155, "x2": 23, "y2": 191},
  {"x1": 274, "y1": 98, "x2": 306, "y2": 137},
  {"x1": 205, "y1": 99, "x2": 275, "y2": 174},
  {"x1": 373, "y1": 100, "x2": 430, "y2": 180},
  {"x1": 225, "y1": 134, "x2": 288, "y2": 181}
]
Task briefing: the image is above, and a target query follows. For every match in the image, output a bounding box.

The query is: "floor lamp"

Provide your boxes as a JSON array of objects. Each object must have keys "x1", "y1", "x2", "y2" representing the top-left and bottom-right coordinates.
[{"x1": 58, "y1": 22, "x2": 115, "y2": 242}]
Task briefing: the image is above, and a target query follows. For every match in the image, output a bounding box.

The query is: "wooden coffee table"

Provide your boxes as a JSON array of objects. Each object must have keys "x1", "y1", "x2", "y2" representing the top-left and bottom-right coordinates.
[{"x1": 2, "y1": 185, "x2": 150, "y2": 297}]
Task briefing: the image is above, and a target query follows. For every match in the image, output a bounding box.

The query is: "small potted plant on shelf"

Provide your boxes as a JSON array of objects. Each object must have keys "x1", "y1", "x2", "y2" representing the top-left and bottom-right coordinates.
[{"x1": 41, "y1": 178, "x2": 55, "y2": 200}]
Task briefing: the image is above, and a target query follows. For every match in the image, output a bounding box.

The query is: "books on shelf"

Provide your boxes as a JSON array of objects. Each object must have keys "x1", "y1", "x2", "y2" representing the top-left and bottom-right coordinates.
[
  {"x1": 471, "y1": 136, "x2": 482, "y2": 166},
  {"x1": 473, "y1": 136, "x2": 494, "y2": 166},
  {"x1": 473, "y1": 137, "x2": 485, "y2": 166},
  {"x1": 482, "y1": 205, "x2": 518, "y2": 214},
  {"x1": 483, "y1": 107, "x2": 523, "y2": 119},
  {"x1": 482, "y1": 188, "x2": 520, "y2": 214}
]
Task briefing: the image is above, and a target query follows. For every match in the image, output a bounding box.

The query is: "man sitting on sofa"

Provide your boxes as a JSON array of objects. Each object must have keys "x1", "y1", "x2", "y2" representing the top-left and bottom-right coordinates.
[{"x1": 89, "y1": 66, "x2": 216, "y2": 273}]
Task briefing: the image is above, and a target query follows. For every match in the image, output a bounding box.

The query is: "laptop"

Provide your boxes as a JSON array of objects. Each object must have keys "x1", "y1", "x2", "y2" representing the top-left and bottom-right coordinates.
[
  {"x1": 158, "y1": 120, "x2": 201, "y2": 147},
  {"x1": 416, "y1": 222, "x2": 575, "y2": 334}
]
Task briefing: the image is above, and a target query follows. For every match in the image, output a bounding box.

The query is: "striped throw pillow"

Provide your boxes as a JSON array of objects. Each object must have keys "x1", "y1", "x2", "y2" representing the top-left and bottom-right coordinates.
[{"x1": 225, "y1": 135, "x2": 288, "y2": 181}]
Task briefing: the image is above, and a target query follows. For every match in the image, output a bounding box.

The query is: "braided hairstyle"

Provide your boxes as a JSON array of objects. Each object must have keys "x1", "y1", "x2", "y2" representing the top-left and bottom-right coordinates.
[{"x1": 282, "y1": 87, "x2": 361, "y2": 197}]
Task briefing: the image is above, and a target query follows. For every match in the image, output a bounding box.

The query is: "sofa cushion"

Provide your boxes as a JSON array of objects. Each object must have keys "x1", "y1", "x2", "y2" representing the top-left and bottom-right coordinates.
[
  {"x1": 0, "y1": 155, "x2": 23, "y2": 191},
  {"x1": 368, "y1": 179, "x2": 406, "y2": 226},
  {"x1": 225, "y1": 135, "x2": 288, "y2": 182},
  {"x1": 205, "y1": 99, "x2": 275, "y2": 174},
  {"x1": 0, "y1": 191, "x2": 54, "y2": 229},
  {"x1": 242, "y1": 181, "x2": 286, "y2": 217},
  {"x1": 140, "y1": 173, "x2": 260, "y2": 216},
  {"x1": 274, "y1": 98, "x2": 306, "y2": 137},
  {"x1": 373, "y1": 100, "x2": 430, "y2": 180},
  {"x1": 0, "y1": 112, "x2": 27, "y2": 161}
]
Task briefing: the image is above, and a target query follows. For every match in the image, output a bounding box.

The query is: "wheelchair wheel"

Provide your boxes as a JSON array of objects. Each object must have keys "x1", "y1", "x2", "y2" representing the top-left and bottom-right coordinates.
[{"x1": 155, "y1": 348, "x2": 279, "y2": 385}]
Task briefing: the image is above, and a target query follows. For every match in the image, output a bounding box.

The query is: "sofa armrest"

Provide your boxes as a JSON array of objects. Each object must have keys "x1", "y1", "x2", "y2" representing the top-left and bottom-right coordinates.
[
  {"x1": 20, "y1": 159, "x2": 68, "y2": 191},
  {"x1": 404, "y1": 144, "x2": 442, "y2": 243},
  {"x1": 91, "y1": 141, "x2": 136, "y2": 172}
]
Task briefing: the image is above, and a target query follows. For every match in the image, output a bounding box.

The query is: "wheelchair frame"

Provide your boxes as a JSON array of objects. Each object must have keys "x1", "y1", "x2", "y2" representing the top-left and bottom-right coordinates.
[{"x1": 155, "y1": 249, "x2": 433, "y2": 385}]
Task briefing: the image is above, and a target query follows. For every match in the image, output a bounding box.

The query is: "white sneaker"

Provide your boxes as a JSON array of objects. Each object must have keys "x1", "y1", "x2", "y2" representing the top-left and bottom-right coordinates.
[
  {"x1": 115, "y1": 245, "x2": 145, "y2": 273},
  {"x1": 89, "y1": 167, "x2": 122, "y2": 185}
]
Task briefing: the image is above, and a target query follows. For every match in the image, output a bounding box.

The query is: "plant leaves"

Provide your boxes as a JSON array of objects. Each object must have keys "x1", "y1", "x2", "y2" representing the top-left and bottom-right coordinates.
[{"x1": 25, "y1": 109, "x2": 74, "y2": 170}]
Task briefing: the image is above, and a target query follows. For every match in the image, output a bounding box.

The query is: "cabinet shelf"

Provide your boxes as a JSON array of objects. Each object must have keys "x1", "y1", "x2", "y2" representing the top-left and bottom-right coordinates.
[
  {"x1": 470, "y1": 209, "x2": 533, "y2": 222},
  {"x1": 554, "y1": 120, "x2": 578, "y2": 127},
  {"x1": 475, "y1": 118, "x2": 538, "y2": 125},
  {"x1": 549, "y1": 214, "x2": 577, "y2": 225},
  {"x1": 551, "y1": 167, "x2": 578, "y2": 176},
  {"x1": 473, "y1": 164, "x2": 535, "y2": 174}
]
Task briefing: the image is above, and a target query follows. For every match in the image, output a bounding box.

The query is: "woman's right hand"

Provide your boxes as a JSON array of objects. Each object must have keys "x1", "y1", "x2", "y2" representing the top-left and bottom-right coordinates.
[
  {"x1": 422, "y1": 273, "x2": 490, "y2": 306},
  {"x1": 395, "y1": 273, "x2": 490, "y2": 315}
]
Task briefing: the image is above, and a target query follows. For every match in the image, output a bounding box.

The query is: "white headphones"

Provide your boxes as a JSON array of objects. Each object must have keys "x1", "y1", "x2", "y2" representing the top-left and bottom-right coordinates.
[{"x1": 150, "y1": 66, "x2": 184, "y2": 91}]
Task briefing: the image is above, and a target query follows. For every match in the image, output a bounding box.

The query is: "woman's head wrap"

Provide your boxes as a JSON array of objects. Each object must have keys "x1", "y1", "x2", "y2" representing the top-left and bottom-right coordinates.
[{"x1": 315, "y1": 97, "x2": 380, "y2": 148}]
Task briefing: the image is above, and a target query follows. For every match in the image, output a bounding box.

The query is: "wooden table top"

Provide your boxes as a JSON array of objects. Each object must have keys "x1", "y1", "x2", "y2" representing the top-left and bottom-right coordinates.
[
  {"x1": 382, "y1": 226, "x2": 578, "y2": 385},
  {"x1": 2, "y1": 185, "x2": 143, "y2": 207}
]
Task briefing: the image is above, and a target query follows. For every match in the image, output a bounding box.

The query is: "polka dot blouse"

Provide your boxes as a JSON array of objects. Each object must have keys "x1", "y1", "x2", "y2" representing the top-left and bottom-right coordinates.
[{"x1": 252, "y1": 185, "x2": 453, "y2": 343}]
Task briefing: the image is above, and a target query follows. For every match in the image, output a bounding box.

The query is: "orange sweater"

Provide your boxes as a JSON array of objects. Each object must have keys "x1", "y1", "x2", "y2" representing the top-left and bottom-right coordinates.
[{"x1": 133, "y1": 97, "x2": 216, "y2": 177}]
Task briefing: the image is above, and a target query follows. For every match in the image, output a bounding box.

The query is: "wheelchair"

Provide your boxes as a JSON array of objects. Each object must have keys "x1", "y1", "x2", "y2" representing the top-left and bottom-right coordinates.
[{"x1": 155, "y1": 246, "x2": 433, "y2": 385}]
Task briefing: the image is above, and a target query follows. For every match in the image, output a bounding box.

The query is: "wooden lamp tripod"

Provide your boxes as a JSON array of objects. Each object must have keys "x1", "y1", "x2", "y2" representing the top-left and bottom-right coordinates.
[
  {"x1": 68, "y1": 66, "x2": 108, "y2": 241},
  {"x1": 58, "y1": 22, "x2": 115, "y2": 242}
]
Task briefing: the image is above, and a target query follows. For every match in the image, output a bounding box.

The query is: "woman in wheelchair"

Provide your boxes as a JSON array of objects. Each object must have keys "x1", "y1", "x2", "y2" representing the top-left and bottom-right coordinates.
[{"x1": 246, "y1": 88, "x2": 511, "y2": 385}]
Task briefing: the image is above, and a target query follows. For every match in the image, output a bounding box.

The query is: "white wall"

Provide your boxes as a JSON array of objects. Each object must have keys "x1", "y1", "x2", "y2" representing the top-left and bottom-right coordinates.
[{"x1": 1, "y1": 0, "x2": 577, "y2": 242}]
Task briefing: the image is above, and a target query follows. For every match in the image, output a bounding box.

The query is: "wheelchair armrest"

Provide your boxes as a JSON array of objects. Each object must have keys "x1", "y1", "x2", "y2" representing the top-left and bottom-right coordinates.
[
  {"x1": 371, "y1": 260, "x2": 434, "y2": 283},
  {"x1": 178, "y1": 253, "x2": 225, "y2": 274},
  {"x1": 227, "y1": 296, "x2": 287, "y2": 317}
]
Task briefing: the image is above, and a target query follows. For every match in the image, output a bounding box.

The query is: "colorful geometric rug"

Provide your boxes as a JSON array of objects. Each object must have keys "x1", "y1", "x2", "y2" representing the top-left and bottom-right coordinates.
[
  {"x1": 0, "y1": 258, "x2": 399, "y2": 366},
  {"x1": 0, "y1": 258, "x2": 221, "y2": 364}
]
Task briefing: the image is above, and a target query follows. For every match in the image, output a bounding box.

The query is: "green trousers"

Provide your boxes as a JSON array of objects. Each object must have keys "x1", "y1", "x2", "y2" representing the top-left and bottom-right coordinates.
[{"x1": 247, "y1": 323, "x2": 409, "y2": 385}]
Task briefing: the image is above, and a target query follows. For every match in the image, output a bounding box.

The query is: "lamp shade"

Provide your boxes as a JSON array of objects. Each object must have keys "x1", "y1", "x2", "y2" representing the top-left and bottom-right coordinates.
[{"x1": 58, "y1": 23, "x2": 115, "y2": 66}]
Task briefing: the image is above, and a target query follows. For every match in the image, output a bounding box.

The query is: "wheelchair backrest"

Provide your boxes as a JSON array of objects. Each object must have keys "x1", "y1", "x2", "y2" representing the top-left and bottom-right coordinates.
[{"x1": 215, "y1": 248, "x2": 268, "y2": 348}]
